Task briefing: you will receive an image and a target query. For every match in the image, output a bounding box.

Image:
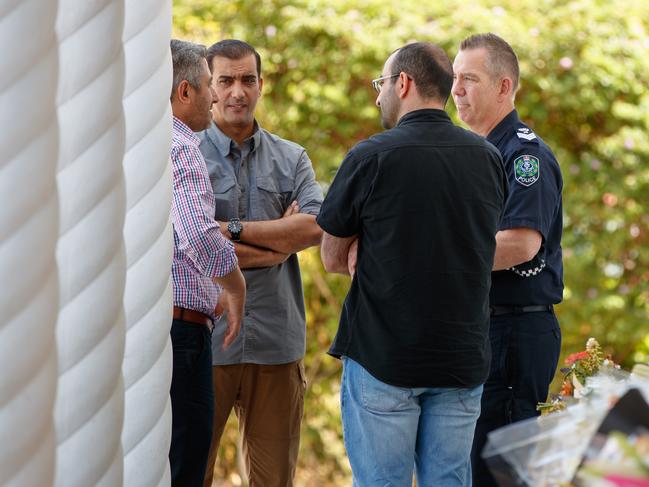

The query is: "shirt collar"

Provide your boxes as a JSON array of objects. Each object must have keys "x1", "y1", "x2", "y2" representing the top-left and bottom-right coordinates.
[
  {"x1": 486, "y1": 109, "x2": 519, "y2": 146},
  {"x1": 206, "y1": 120, "x2": 262, "y2": 157},
  {"x1": 396, "y1": 108, "x2": 452, "y2": 127},
  {"x1": 172, "y1": 116, "x2": 201, "y2": 145}
]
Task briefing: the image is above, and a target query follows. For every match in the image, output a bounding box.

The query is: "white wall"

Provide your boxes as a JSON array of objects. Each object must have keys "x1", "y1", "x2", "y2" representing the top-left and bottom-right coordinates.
[
  {"x1": 0, "y1": 1, "x2": 59, "y2": 485},
  {"x1": 121, "y1": 1, "x2": 174, "y2": 486},
  {"x1": 55, "y1": 1, "x2": 127, "y2": 485},
  {"x1": 0, "y1": 1, "x2": 173, "y2": 486}
]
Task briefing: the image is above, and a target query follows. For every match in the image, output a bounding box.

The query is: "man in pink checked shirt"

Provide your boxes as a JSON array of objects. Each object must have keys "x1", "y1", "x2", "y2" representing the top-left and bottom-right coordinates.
[{"x1": 168, "y1": 39, "x2": 246, "y2": 487}]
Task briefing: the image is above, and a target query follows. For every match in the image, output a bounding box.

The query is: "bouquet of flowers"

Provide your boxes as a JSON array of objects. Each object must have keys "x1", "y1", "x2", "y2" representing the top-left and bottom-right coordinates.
[
  {"x1": 483, "y1": 386, "x2": 649, "y2": 486},
  {"x1": 537, "y1": 338, "x2": 622, "y2": 414},
  {"x1": 481, "y1": 338, "x2": 646, "y2": 486}
]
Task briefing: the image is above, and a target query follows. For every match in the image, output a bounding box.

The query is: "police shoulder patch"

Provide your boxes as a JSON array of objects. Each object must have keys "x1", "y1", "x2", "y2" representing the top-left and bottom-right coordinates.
[{"x1": 514, "y1": 154, "x2": 540, "y2": 186}]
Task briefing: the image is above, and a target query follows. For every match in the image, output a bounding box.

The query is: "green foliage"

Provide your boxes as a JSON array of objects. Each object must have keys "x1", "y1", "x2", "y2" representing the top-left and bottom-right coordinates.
[{"x1": 173, "y1": 1, "x2": 649, "y2": 484}]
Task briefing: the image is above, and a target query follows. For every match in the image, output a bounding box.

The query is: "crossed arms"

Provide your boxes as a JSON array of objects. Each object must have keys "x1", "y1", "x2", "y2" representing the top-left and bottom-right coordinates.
[
  {"x1": 218, "y1": 201, "x2": 323, "y2": 269},
  {"x1": 321, "y1": 229, "x2": 541, "y2": 277},
  {"x1": 320, "y1": 233, "x2": 358, "y2": 277}
]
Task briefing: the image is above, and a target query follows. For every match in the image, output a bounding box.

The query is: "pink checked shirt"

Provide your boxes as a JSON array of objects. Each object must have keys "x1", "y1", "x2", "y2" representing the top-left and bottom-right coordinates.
[{"x1": 171, "y1": 116, "x2": 238, "y2": 318}]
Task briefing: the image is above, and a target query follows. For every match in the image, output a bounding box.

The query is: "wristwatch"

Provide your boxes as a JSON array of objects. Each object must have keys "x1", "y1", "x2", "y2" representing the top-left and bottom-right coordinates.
[{"x1": 227, "y1": 218, "x2": 243, "y2": 242}]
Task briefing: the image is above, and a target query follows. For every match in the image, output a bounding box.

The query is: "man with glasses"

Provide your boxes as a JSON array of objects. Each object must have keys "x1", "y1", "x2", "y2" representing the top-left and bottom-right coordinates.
[
  {"x1": 317, "y1": 42, "x2": 508, "y2": 486},
  {"x1": 198, "y1": 39, "x2": 323, "y2": 487}
]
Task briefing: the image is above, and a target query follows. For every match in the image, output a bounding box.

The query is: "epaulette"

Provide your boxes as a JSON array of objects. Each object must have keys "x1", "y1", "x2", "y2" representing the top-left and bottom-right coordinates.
[{"x1": 516, "y1": 126, "x2": 537, "y2": 141}]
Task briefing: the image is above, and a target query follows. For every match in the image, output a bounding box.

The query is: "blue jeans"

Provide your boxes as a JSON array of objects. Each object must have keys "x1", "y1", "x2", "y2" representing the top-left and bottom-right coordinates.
[
  {"x1": 169, "y1": 319, "x2": 214, "y2": 487},
  {"x1": 341, "y1": 357, "x2": 483, "y2": 487}
]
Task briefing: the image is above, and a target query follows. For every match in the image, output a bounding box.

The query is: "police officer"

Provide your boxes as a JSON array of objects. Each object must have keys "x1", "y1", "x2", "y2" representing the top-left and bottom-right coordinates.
[{"x1": 452, "y1": 33, "x2": 564, "y2": 486}]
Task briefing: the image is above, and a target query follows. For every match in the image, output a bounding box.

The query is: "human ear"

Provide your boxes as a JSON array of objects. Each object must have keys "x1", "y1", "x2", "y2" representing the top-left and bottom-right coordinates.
[
  {"x1": 499, "y1": 77, "x2": 513, "y2": 99},
  {"x1": 176, "y1": 80, "x2": 191, "y2": 104},
  {"x1": 398, "y1": 72, "x2": 410, "y2": 99}
]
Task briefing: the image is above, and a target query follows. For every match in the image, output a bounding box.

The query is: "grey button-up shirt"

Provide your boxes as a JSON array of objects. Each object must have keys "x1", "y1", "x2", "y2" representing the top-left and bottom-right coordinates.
[{"x1": 198, "y1": 121, "x2": 323, "y2": 365}]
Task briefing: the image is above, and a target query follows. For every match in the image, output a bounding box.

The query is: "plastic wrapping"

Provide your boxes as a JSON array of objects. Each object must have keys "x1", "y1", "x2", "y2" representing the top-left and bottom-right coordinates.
[{"x1": 483, "y1": 368, "x2": 639, "y2": 486}]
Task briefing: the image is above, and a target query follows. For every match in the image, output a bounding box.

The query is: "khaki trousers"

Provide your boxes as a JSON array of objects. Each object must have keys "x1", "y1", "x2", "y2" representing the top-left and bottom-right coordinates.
[{"x1": 203, "y1": 360, "x2": 307, "y2": 487}]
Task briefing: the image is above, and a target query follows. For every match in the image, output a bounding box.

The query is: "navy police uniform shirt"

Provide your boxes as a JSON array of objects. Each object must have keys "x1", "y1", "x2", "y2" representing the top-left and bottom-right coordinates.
[{"x1": 487, "y1": 109, "x2": 564, "y2": 306}]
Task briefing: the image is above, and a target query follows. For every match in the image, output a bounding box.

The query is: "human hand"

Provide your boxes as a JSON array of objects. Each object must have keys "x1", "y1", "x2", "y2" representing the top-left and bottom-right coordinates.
[
  {"x1": 218, "y1": 288, "x2": 245, "y2": 350},
  {"x1": 283, "y1": 201, "x2": 299, "y2": 217}
]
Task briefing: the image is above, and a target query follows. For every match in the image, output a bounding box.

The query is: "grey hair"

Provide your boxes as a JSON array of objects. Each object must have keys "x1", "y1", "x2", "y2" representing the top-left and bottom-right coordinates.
[
  {"x1": 170, "y1": 39, "x2": 207, "y2": 100},
  {"x1": 460, "y1": 33, "x2": 520, "y2": 94}
]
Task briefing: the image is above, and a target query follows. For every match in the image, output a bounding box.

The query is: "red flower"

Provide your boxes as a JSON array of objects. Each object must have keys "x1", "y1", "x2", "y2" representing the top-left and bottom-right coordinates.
[{"x1": 565, "y1": 351, "x2": 589, "y2": 365}]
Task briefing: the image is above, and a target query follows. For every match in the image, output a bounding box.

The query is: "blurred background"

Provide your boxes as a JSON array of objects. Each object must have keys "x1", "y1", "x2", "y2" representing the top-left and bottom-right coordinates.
[{"x1": 172, "y1": 0, "x2": 649, "y2": 484}]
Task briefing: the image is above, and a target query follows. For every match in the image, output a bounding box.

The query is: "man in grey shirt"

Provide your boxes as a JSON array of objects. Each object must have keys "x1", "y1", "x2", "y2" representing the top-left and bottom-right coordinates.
[{"x1": 198, "y1": 39, "x2": 323, "y2": 487}]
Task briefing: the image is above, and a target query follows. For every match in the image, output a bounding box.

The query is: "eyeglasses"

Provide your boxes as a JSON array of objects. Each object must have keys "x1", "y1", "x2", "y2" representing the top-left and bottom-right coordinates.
[{"x1": 371, "y1": 73, "x2": 399, "y2": 93}]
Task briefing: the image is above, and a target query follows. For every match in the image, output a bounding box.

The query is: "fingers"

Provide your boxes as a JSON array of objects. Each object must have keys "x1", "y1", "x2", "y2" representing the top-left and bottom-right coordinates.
[
  {"x1": 222, "y1": 327, "x2": 234, "y2": 349},
  {"x1": 283, "y1": 200, "x2": 299, "y2": 217},
  {"x1": 222, "y1": 317, "x2": 241, "y2": 349}
]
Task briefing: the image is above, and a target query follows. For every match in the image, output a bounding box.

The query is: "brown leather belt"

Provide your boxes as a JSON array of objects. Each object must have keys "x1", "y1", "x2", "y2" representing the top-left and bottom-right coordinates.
[{"x1": 173, "y1": 306, "x2": 213, "y2": 333}]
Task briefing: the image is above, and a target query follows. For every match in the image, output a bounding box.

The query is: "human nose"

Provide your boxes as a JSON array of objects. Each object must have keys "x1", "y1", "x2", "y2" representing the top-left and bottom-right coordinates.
[
  {"x1": 231, "y1": 80, "x2": 245, "y2": 99},
  {"x1": 210, "y1": 86, "x2": 218, "y2": 104},
  {"x1": 451, "y1": 79, "x2": 464, "y2": 97}
]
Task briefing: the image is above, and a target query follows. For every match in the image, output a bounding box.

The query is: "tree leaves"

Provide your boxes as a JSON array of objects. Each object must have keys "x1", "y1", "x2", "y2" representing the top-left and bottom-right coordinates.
[{"x1": 174, "y1": 1, "x2": 649, "y2": 483}]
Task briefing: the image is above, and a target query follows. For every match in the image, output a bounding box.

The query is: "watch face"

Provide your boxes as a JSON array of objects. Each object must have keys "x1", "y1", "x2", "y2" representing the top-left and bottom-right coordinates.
[{"x1": 228, "y1": 219, "x2": 242, "y2": 238}]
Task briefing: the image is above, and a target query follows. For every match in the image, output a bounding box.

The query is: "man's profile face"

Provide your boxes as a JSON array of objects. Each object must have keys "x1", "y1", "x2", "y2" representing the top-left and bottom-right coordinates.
[
  {"x1": 376, "y1": 54, "x2": 400, "y2": 129},
  {"x1": 189, "y1": 58, "x2": 216, "y2": 131},
  {"x1": 210, "y1": 54, "x2": 262, "y2": 131},
  {"x1": 452, "y1": 47, "x2": 501, "y2": 132}
]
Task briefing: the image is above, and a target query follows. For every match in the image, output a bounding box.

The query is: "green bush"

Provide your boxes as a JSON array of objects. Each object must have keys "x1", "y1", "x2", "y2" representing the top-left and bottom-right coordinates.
[{"x1": 174, "y1": 1, "x2": 649, "y2": 484}]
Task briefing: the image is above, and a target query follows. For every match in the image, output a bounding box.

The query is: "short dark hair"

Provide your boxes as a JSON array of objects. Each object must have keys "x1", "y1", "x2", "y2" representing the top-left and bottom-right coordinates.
[
  {"x1": 170, "y1": 39, "x2": 207, "y2": 100},
  {"x1": 390, "y1": 42, "x2": 453, "y2": 103},
  {"x1": 460, "y1": 33, "x2": 520, "y2": 93},
  {"x1": 206, "y1": 39, "x2": 262, "y2": 77}
]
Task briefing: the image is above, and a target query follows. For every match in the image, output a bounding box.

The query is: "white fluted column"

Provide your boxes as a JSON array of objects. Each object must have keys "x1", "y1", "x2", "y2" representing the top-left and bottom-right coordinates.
[
  {"x1": 121, "y1": 1, "x2": 173, "y2": 486},
  {"x1": 0, "y1": 2, "x2": 59, "y2": 486},
  {"x1": 54, "y1": 1, "x2": 127, "y2": 486}
]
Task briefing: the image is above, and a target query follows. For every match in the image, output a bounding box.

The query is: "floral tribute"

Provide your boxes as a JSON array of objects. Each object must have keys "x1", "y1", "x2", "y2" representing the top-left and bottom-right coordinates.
[{"x1": 537, "y1": 337, "x2": 619, "y2": 414}]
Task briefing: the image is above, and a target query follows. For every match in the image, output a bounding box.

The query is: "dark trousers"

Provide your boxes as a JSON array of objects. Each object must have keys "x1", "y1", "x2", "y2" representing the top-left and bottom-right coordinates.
[
  {"x1": 472, "y1": 309, "x2": 561, "y2": 486},
  {"x1": 169, "y1": 319, "x2": 214, "y2": 487}
]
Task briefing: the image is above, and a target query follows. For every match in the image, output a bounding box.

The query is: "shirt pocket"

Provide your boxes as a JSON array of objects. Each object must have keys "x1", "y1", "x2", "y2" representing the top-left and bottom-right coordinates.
[
  {"x1": 212, "y1": 177, "x2": 237, "y2": 219},
  {"x1": 256, "y1": 175, "x2": 293, "y2": 219}
]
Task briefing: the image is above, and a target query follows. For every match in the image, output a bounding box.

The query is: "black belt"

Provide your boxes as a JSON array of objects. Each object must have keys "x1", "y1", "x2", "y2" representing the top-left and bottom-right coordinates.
[{"x1": 490, "y1": 305, "x2": 553, "y2": 316}]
